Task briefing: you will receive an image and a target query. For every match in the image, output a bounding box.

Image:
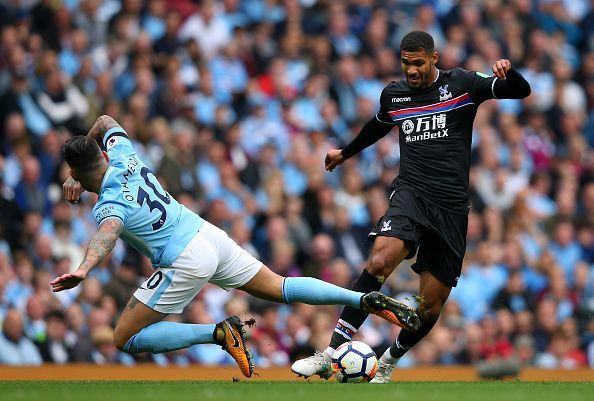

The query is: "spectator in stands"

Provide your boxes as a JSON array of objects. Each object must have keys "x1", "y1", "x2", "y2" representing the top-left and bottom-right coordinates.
[
  {"x1": 178, "y1": 0, "x2": 231, "y2": 60},
  {"x1": 24, "y1": 294, "x2": 47, "y2": 341},
  {"x1": 89, "y1": 325, "x2": 134, "y2": 365},
  {"x1": 13, "y1": 155, "x2": 50, "y2": 215},
  {"x1": 37, "y1": 69, "x2": 89, "y2": 134},
  {"x1": 34, "y1": 310, "x2": 75, "y2": 364},
  {"x1": 491, "y1": 270, "x2": 534, "y2": 314},
  {"x1": 0, "y1": 308, "x2": 42, "y2": 365}
]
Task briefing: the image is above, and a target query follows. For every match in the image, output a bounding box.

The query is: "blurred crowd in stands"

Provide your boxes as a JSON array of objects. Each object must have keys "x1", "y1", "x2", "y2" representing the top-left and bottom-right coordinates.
[{"x1": 1, "y1": 0, "x2": 594, "y2": 370}]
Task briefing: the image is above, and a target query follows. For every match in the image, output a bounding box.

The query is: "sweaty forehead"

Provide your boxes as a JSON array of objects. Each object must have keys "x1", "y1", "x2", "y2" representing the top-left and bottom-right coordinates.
[{"x1": 401, "y1": 50, "x2": 430, "y2": 61}]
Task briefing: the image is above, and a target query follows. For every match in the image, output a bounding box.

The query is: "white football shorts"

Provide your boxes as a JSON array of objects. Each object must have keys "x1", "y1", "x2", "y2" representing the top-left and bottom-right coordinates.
[{"x1": 133, "y1": 220, "x2": 263, "y2": 314}]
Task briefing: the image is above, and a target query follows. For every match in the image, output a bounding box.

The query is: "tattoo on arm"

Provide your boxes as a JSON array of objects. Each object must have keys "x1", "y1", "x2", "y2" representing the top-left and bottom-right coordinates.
[
  {"x1": 125, "y1": 296, "x2": 139, "y2": 311},
  {"x1": 79, "y1": 218, "x2": 124, "y2": 274},
  {"x1": 87, "y1": 114, "x2": 121, "y2": 145}
]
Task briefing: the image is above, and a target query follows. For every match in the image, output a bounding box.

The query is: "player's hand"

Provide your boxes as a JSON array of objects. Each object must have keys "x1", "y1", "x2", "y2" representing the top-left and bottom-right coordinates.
[
  {"x1": 50, "y1": 268, "x2": 87, "y2": 292},
  {"x1": 63, "y1": 176, "x2": 85, "y2": 204},
  {"x1": 492, "y1": 59, "x2": 512, "y2": 79},
  {"x1": 325, "y1": 149, "x2": 346, "y2": 172}
]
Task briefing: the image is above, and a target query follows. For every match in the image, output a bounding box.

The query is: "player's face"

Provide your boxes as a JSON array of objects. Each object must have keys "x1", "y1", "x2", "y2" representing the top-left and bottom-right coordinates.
[{"x1": 401, "y1": 50, "x2": 438, "y2": 89}]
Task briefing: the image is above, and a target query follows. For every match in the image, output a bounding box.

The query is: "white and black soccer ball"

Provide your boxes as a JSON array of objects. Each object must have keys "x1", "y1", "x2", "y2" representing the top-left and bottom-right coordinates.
[{"x1": 331, "y1": 341, "x2": 378, "y2": 383}]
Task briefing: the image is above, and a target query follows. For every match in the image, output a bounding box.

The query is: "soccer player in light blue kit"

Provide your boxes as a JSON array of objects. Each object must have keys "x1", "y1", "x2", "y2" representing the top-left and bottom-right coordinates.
[{"x1": 51, "y1": 115, "x2": 420, "y2": 377}]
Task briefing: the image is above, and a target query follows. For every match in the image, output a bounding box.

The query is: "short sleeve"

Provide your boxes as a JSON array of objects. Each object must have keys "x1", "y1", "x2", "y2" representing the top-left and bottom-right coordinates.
[
  {"x1": 101, "y1": 127, "x2": 136, "y2": 164},
  {"x1": 94, "y1": 201, "x2": 129, "y2": 225},
  {"x1": 375, "y1": 84, "x2": 397, "y2": 125},
  {"x1": 459, "y1": 69, "x2": 498, "y2": 105},
  {"x1": 93, "y1": 168, "x2": 134, "y2": 226}
]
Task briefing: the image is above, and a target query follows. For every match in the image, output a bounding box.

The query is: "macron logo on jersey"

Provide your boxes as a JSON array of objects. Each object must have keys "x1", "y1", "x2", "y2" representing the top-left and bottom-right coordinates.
[{"x1": 391, "y1": 97, "x2": 411, "y2": 102}]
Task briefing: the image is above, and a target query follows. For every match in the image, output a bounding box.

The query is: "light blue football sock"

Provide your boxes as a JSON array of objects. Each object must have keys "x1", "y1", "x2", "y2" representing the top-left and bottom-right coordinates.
[
  {"x1": 123, "y1": 322, "x2": 217, "y2": 354},
  {"x1": 282, "y1": 277, "x2": 364, "y2": 309}
]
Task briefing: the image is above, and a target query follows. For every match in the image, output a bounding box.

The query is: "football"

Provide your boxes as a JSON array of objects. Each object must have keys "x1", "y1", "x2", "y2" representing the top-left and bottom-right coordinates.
[{"x1": 331, "y1": 341, "x2": 378, "y2": 383}]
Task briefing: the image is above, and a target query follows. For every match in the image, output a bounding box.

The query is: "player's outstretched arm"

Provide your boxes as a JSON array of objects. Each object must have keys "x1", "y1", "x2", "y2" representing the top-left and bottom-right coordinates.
[
  {"x1": 50, "y1": 218, "x2": 123, "y2": 292},
  {"x1": 327, "y1": 116, "x2": 393, "y2": 171},
  {"x1": 86, "y1": 114, "x2": 120, "y2": 145},
  {"x1": 491, "y1": 59, "x2": 531, "y2": 99}
]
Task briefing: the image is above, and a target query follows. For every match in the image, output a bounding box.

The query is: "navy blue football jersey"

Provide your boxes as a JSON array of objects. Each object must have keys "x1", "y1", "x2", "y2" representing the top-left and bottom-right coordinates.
[{"x1": 376, "y1": 68, "x2": 497, "y2": 213}]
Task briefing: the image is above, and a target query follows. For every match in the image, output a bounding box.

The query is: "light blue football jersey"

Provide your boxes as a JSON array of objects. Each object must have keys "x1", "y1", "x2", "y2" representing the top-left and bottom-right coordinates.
[{"x1": 93, "y1": 127, "x2": 204, "y2": 266}]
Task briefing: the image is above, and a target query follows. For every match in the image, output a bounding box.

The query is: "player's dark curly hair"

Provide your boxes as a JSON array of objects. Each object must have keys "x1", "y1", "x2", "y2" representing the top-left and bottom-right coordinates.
[
  {"x1": 400, "y1": 31, "x2": 434, "y2": 54},
  {"x1": 63, "y1": 136, "x2": 103, "y2": 172}
]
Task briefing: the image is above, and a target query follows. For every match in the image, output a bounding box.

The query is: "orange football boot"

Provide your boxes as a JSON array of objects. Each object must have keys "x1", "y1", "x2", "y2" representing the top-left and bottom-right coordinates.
[{"x1": 216, "y1": 316, "x2": 255, "y2": 377}]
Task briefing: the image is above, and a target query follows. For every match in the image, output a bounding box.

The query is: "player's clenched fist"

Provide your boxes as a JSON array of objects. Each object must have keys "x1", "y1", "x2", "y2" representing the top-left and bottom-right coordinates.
[
  {"x1": 63, "y1": 176, "x2": 85, "y2": 204},
  {"x1": 325, "y1": 149, "x2": 346, "y2": 172},
  {"x1": 492, "y1": 59, "x2": 512, "y2": 79}
]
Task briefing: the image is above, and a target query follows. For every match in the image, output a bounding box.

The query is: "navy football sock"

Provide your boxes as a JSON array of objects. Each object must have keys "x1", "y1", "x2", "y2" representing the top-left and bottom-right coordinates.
[
  {"x1": 329, "y1": 269, "x2": 384, "y2": 349},
  {"x1": 389, "y1": 316, "x2": 436, "y2": 358}
]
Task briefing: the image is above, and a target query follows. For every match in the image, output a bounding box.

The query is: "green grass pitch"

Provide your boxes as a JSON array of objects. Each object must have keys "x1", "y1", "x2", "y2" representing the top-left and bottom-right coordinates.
[{"x1": 1, "y1": 381, "x2": 592, "y2": 401}]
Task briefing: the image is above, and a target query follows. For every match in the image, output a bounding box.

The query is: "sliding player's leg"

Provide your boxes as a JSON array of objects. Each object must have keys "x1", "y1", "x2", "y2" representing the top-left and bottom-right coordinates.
[
  {"x1": 114, "y1": 291, "x2": 254, "y2": 377},
  {"x1": 237, "y1": 263, "x2": 418, "y2": 329},
  {"x1": 113, "y1": 226, "x2": 256, "y2": 377},
  {"x1": 198, "y1": 219, "x2": 418, "y2": 327},
  {"x1": 114, "y1": 292, "x2": 219, "y2": 353}
]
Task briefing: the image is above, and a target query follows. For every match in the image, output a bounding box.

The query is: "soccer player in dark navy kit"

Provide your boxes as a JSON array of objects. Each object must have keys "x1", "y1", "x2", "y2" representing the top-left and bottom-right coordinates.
[{"x1": 292, "y1": 31, "x2": 531, "y2": 382}]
